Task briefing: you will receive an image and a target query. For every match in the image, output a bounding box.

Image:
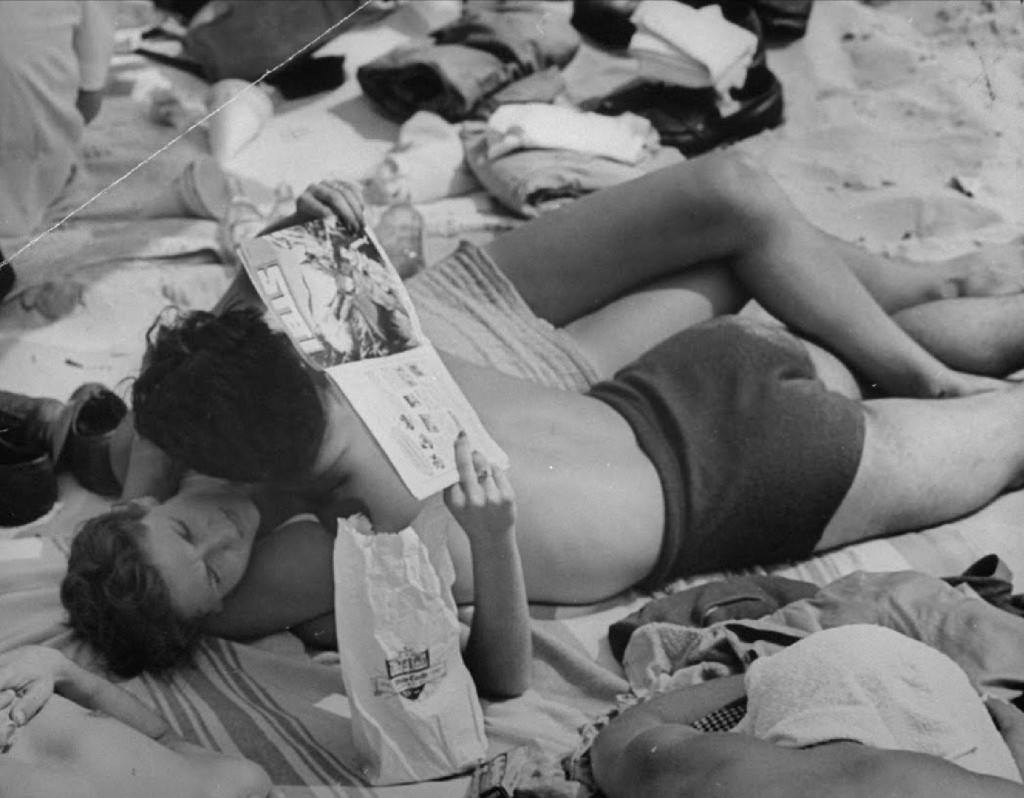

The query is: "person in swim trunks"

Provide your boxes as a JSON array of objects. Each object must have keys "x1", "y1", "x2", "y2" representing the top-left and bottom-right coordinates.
[{"x1": 62, "y1": 151, "x2": 1024, "y2": 668}]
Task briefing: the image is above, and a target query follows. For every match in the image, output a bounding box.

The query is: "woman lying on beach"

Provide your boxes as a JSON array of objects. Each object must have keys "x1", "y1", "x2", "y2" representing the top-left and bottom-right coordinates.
[
  {"x1": 63, "y1": 434, "x2": 531, "y2": 699},
  {"x1": 0, "y1": 645, "x2": 278, "y2": 798},
  {"x1": 44, "y1": 151, "x2": 1024, "y2": 679}
]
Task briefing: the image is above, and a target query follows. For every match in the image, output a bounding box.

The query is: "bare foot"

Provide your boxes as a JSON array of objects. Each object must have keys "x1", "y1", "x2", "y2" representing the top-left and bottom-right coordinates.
[{"x1": 939, "y1": 236, "x2": 1024, "y2": 298}]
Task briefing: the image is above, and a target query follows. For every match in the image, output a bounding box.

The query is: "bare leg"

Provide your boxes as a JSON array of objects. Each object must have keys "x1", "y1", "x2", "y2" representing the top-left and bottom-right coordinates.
[
  {"x1": 891, "y1": 293, "x2": 1024, "y2": 376},
  {"x1": 561, "y1": 260, "x2": 746, "y2": 377},
  {"x1": 484, "y1": 152, "x2": 991, "y2": 395},
  {"x1": 484, "y1": 153, "x2": 762, "y2": 329},
  {"x1": 484, "y1": 151, "x2": 973, "y2": 326},
  {"x1": 819, "y1": 384, "x2": 1024, "y2": 551},
  {"x1": 815, "y1": 231, "x2": 1024, "y2": 314}
]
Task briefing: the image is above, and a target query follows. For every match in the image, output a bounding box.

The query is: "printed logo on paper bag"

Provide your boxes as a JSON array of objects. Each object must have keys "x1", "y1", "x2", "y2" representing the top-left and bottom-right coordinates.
[{"x1": 373, "y1": 647, "x2": 447, "y2": 700}]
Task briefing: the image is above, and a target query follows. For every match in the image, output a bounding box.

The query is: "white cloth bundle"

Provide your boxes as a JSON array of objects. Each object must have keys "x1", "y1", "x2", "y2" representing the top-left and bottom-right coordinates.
[
  {"x1": 484, "y1": 103, "x2": 657, "y2": 165},
  {"x1": 629, "y1": 0, "x2": 757, "y2": 93},
  {"x1": 207, "y1": 79, "x2": 274, "y2": 163},
  {"x1": 363, "y1": 110, "x2": 479, "y2": 205},
  {"x1": 734, "y1": 624, "x2": 1022, "y2": 783}
]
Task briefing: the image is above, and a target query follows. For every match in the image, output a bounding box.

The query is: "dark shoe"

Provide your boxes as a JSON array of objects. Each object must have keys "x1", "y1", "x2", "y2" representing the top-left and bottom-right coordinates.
[
  {"x1": 0, "y1": 389, "x2": 76, "y2": 462},
  {"x1": 0, "y1": 383, "x2": 127, "y2": 496},
  {"x1": 0, "y1": 261, "x2": 14, "y2": 304},
  {"x1": 571, "y1": 0, "x2": 642, "y2": 49},
  {"x1": 573, "y1": 0, "x2": 769, "y2": 69},
  {"x1": 63, "y1": 384, "x2": 128, "y2": 496},
  {"x1": 0, "y1": 422, "x2": 57, "y2": 526},
  {"x1": 750, "y1": 0, "x2": 814, "y2": 42},
  {"x1": 591, "y1": 64, "x2": 784, "y2": 156}
]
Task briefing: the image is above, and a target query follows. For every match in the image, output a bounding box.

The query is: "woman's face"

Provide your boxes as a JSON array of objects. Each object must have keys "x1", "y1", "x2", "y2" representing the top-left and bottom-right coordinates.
[{"x1": 134, "y1": 481, "x2": 261, "y2": 618}]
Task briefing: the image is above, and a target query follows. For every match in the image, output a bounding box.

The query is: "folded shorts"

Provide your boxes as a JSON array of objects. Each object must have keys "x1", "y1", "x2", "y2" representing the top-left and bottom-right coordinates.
[{"x1": 588, "y1": 316, "x2": 866, "y2": 587}]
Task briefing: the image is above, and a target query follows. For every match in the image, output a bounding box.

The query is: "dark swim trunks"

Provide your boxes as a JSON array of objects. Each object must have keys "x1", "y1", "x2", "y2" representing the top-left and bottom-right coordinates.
[{"x1": 587, "y1": 317, "x2": 866, "y2": 588}]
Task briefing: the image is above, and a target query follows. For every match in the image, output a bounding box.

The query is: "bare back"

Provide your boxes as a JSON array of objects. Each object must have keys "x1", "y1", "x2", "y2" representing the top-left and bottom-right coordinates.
[{"x1": 439, "y1": 356, "x2": 665, "y2": 604}]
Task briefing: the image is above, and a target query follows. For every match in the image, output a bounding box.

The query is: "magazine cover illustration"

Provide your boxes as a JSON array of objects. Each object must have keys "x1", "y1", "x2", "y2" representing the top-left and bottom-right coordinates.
[
  {"x1": 241, "y1": 218, "x2": 423, "y2": 370},
  {"x1": 238, "y1": 218, "x2": 508, "y2": 499}
]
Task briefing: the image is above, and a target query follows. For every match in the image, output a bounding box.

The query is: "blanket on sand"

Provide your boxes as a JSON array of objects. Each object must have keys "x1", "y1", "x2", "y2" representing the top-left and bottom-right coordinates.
[{"x1": 2, "y1": 1, "x2": 1024, "y2": 795}]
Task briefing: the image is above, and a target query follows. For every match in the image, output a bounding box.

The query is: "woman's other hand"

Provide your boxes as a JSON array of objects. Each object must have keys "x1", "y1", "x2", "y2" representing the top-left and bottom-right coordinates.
[
  {"x1": 295, "y1": 180, "x2": 365, "y2": 233},
  {"x1": 0, "y1": 645, "x2": 69, "y2": 725}
]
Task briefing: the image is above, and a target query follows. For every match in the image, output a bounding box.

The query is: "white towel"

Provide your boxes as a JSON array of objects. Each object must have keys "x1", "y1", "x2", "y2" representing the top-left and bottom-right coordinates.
[
  {"x1": 734, "y1": 624, "x2": 1022, "y2": 783},
  {"x1": 207, "y1": 79, "x2": 274, "y2": 164},
  {"x1": 628, "y1": 1, "x2": 757, "y2": 93},
  {"x1": 363, "y1": 111, "x2": 478, "y2": 205},
  {"x1": 484, "y1": 103, "x2": 656, "y2": 165}
]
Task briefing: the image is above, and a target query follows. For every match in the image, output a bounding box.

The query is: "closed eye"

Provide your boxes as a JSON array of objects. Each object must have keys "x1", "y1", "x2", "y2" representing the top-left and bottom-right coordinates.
[{"x1": 206, "y1": 563, "x2": 221, "y2": 589}]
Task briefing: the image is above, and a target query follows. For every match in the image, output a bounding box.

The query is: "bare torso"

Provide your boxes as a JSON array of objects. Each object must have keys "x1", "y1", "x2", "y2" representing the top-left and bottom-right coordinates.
[
  {"x1": 427, "y1": 357, "x2": 666, "y2": 604},
  {"x1": 309, "y1": 354, "x2": 666, "y2": 605}
]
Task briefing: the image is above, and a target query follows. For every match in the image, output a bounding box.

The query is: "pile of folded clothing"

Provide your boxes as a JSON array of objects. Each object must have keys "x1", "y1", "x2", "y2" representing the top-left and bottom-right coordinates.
[
  {"x1": 572, "y1": 0, "x2": 814, "y2": 48},
  {"x1": 578, "y1": 0, "x2": 790, "y2": 156},
  {"x1": 357, "y1": 2, "x2": 582, "y2": 122},
  {"x1": 628, "y1": 1, "x2": 759, "y2": 94},
  {"x1": 461, "y1": 102, "x2": 683, "y2": 217},
  {"x1": 358, "y1": 0, "x2": 805, "y2": 216}
]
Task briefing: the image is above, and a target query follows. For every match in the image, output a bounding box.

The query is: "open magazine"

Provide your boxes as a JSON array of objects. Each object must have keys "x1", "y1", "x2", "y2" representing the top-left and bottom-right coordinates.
[{"x1": 236, "y1": 217, "x2": 508, "y2": 499}]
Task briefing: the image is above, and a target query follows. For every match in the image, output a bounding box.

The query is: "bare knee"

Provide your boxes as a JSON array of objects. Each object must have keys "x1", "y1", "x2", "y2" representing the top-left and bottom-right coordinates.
[{"x1": 687, "y1": 151, "x2": 791, "y2": 242}]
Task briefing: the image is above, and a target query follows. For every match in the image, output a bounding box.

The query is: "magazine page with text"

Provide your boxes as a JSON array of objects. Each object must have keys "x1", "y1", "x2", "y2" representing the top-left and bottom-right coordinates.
[{"x1": 237, "y1": 217, "x2": 508, "y2": 499}]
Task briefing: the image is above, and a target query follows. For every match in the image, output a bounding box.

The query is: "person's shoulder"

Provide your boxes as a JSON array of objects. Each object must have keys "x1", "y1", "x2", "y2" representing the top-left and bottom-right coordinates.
[{"x1": 3, "y1": 695, "x2": 103, "y2": 798}]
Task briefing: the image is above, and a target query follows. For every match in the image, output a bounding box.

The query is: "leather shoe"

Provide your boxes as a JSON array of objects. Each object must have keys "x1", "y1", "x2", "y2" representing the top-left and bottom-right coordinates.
[
  {"x1": 63, "y1": 384, "x2": 128, "y2": 496},
  {"x1": 590, "y1": 64, "x2": 784, "y2": 156},
  {"x1": 0, "y1": 389, "x2": 75, "y2": 462},
  {"x1": 0, "y1": 383, "x2": 127, "y2": 497},
  {"x1": 0, "y1": 421, "x2": 57, "y2": 526},
  {"x1": 0, "y1": 262, "x2": 13, "y2": 305}
]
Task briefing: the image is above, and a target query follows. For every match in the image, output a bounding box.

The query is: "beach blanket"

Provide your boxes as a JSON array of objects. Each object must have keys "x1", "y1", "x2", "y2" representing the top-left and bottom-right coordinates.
[{"x1": 2, "y1": 1, "x2": 1024, "y2": 796}]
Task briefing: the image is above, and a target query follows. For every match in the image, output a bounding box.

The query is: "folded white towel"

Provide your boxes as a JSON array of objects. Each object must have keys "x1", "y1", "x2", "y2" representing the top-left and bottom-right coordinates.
[
  {"x1": 629, "y1": 1, "x2": 757, "y2": 93},
  {"x1": 734, "y1": 624, "x2": 1022, "y2": 783},
  {"x1": 484, "y1": 103, "x2": 656, "y2": 165}
]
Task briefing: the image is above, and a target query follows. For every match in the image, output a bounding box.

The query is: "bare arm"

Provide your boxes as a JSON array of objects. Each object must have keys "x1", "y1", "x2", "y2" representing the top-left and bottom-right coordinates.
[
  {"x1": 988, "y1": 697, "x2": 1024, "y2": 781},
  {"x1": 73, "y1": 0, "x2": 116, "y2": 124},
  {"x1": 0, "y1": 647, "x2": 280, "y2": 798},
  {"x1": 117, "y1": 425, "x2": 183, "y2": 502},
  {"x1": 591, "y1": 681, "x2": 1024, "y2": 798},
  {"x1": 202, "y1": 517, "x2": 336, "y2": 641},
  {"x1": 213, "y1": 179, "x2": 367, "y2": 316},
  {"x1": 0, "y1": 646, "x2": 168, "y2": 740},
  {"x1": 258, "y1": 180, "x2": 366, "y2": 237},
  {"x1": 590, "y1": 674, "x2": 747, "y2": 797},
  {"x1": 445, "y1": 433, "x2": 531, "y2": 698},
  {"x1": 2, "y1": 695, "x2": 278, "y2": 798}
]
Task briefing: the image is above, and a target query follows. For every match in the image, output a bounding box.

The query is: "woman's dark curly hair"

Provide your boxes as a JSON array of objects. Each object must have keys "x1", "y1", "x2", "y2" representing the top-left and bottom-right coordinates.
[
  {"x1": 132, "y1": 308, "x2": 326, "y2": 484},
  {"x1": 60, "y1": 502, "x2": 202, "y2": 677}
]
